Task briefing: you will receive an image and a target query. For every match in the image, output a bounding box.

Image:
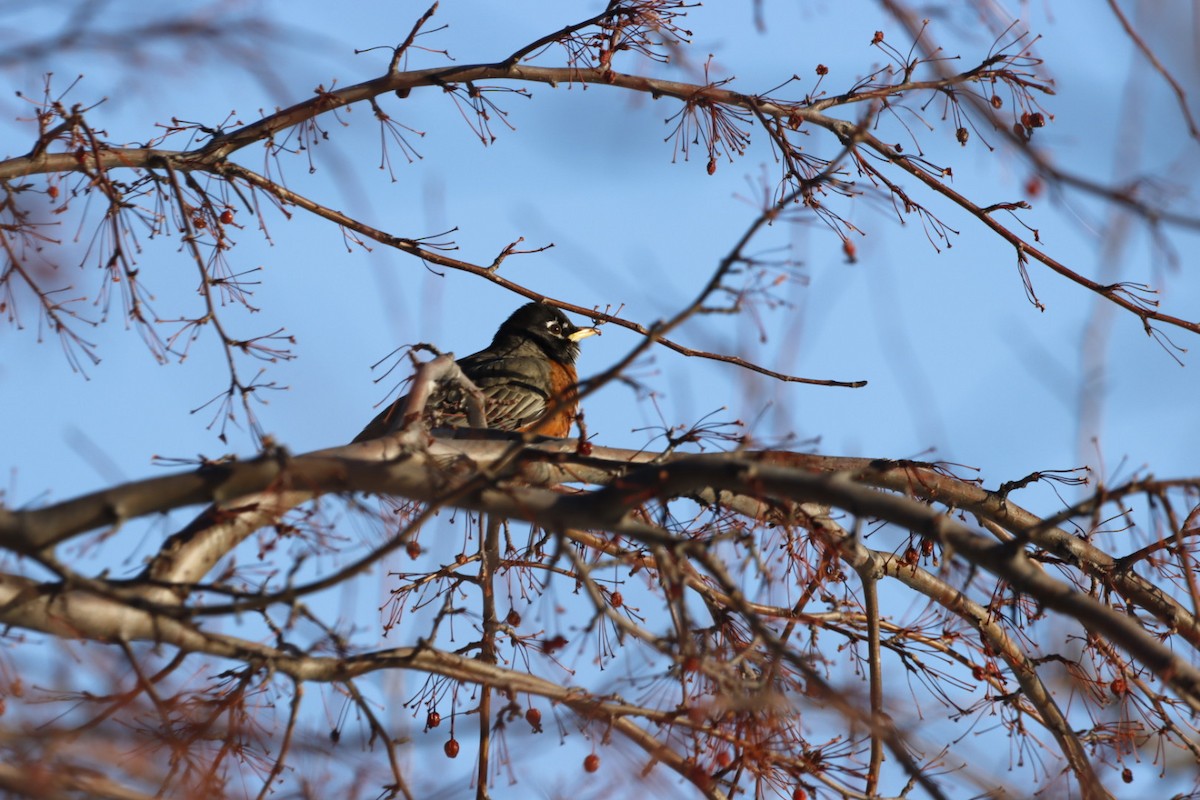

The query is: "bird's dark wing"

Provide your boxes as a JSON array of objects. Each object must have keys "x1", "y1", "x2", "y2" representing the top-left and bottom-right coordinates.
[
  {"x1": 352, "y1": 347, "x2": 552, "y2": 441},
  {"x1": 450, "y1": 350, "x2": 552, "y2": 431}
]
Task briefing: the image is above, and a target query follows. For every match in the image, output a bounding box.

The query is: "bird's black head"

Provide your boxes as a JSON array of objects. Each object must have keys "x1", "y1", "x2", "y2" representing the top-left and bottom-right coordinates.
[{"x1": 493, "y1": 302, "x2": 599, "y2": 364}]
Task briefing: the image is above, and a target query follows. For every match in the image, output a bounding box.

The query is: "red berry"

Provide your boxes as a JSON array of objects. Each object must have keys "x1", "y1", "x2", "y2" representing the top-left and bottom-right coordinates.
[
  {"x1": 427, "y1": 710, "x2": 441, "y2": 728},
  {"x1": 583, "y1": 754, "x2": 600, "y2": 773},
  {"x1": 444, "y1": 738, "x2": 460, "y2": 758}
]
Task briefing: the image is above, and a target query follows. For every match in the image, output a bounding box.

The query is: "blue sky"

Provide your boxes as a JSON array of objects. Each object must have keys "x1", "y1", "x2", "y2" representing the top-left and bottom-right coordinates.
[{"x1": 5, "y1": 2, "x2": 1196, "y2": 494}]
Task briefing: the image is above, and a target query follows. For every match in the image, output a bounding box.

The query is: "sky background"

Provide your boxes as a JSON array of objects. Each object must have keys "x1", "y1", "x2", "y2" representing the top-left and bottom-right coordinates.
[{"x1": 2, "y1": 1, "x2": 1199, "y2": 797}]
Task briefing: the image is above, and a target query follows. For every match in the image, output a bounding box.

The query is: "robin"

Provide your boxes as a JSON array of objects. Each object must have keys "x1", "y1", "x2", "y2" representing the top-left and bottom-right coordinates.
[{"x1": 353, "y1": 302, "x2": 600, "y2": 442}]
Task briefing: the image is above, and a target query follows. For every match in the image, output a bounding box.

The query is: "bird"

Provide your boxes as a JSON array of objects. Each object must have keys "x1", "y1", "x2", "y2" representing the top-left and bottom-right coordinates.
[{"x1": 353, "y1": 302, "x2": 600, "y2": 442}]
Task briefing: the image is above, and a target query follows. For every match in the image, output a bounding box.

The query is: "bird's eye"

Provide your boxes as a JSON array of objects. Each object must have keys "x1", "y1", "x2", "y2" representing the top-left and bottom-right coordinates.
[{"x1": 547, "y1": 321, "x2": 563, "y2": 335}]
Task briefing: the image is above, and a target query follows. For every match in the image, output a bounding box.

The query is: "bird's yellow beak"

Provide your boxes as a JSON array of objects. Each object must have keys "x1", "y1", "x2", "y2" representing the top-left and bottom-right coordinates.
[{"x1": 568, "y1": 327, "x2": 601, "y2": 342}]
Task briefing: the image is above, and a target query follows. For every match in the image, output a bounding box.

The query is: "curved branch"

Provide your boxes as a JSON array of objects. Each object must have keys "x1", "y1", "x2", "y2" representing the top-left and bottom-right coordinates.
[{"x1": 3, "y1": 57, "x2": 1194, "y2": 339}]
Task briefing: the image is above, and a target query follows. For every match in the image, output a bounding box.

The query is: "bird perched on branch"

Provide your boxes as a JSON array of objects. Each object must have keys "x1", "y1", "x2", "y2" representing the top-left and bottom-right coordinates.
[{"x1": 354, "y1": 302, "x2": 600, "y2": 441}]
